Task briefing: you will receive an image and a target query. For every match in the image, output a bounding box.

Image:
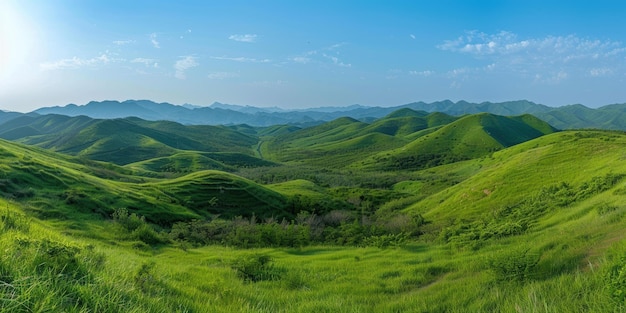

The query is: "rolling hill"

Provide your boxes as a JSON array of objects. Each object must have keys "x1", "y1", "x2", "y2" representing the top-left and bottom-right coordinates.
[
  {"x1": 2, "y1": 107, "x2": 626, "y2": 311},
  {"x1": 358, "y1": 113, "x2": 557, "y2": 170},
  {"x1": 0, "y1": 114, "x2": 261, "y2": 166},
  {"x1": 0, "y1": 137, "x2": 293, "y2": 226}
]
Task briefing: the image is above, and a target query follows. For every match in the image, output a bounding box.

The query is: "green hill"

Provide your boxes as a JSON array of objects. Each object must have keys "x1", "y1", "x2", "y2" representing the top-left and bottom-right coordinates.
[
  {"x1": 383, "y1": 108, "x2": 429, "y2": 118},
  {"x1": 146, "y1": 170, "x2": 289, "y2": 218},
  {"x1": 3, "y1": 123, "x2": 626, "y2": 311},
  {"x1": 359, "y1": 113, "x2": 557, "y2": 170},
  {"x1": 262, "y1": 111, "x2": 460, "y2": 167},
  {"x1": 2, "y1": 115, "x2": 258, "y2": 165},
  {"x1": 0, "y1": 138, "x2": 290, "y2": 226},
  {"x1": 360, "y1": 112, "x2": 456, "y2": 137},
  {"x1": 126, "y1": 151, "x2": 276, "y2": 176}
]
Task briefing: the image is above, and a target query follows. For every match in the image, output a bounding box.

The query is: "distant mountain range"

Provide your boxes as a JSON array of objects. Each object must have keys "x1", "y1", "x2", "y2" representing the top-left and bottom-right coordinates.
[{"x1": 5, "y1": 99, "x2": 626, "y2": 130}]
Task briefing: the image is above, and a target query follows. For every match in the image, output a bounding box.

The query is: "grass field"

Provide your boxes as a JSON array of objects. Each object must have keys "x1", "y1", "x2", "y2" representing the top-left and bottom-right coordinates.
[{"x1": 1, "y1": 112, "x2": 626, "y2": 311}]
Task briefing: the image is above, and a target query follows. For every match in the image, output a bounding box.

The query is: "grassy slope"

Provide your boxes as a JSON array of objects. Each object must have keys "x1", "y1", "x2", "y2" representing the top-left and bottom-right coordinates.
[
  {"x1": 408, "y1": 130, "x2": 623, "y2": 221},
  {"x1": 146, "y1": 170, "x2": 289, "y2": 218},
  {"x1": 261, "y1": 112, "x2": 459, "y2": 167},
  {"x1": 0, "y1": 138, "x2": 290, "y2": 226},
  {"x1": 357, "y1": 113, "x2": 556, "y2": 170},
  {"x1": 125, "y1": 151, "x2": 275, "y2": 176},
  {"x1": 9, "y1": 116, "x2": 258, "y2": 165},
  {"x1": 3, "y1": 114, "x2": 626, "y2": 311}
]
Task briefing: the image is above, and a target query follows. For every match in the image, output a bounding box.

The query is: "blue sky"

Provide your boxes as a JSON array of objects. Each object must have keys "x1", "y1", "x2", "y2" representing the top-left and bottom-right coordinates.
[{"x1": 2, "y1": 0, "x2": 626, "y2": 112}]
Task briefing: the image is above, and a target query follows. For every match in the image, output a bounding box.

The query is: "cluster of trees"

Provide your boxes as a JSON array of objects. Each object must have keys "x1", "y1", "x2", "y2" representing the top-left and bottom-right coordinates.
[{"x1": 168, "y1": 210, "x2": 424, "y2": 248}]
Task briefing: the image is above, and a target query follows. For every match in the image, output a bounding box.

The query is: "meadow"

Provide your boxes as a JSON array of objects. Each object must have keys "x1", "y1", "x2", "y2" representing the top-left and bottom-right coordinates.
[{"x1": 1, "y1": 110, "x2": 626, "y2": 312}]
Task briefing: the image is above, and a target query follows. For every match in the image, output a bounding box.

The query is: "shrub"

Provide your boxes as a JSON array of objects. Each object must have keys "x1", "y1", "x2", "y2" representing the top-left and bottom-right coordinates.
[
  {"x1": 132, "y1": 224, "x2": 167, "y2": 245},
  {"x1": 487, "y1": 248, "x2": 540, "y2": 282},
  {"x1": 231, "y1": 254, "x2": 284, "y2": 282},
  {"x1": 112, "y1": 208, "x2": 145, "y2": 232}
]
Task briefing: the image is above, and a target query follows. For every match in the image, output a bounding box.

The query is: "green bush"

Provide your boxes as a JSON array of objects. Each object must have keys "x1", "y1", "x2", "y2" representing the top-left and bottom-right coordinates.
[
  {"x1": 488, "y1": 247, "x2": 539, "y2": 282},
  {"x1": 231, "y1": 254, "x2": 284, "y2": 282},
  {"x1": 112, "y1": 208, "x2": 145, "y2": 232},
  {"x1": 132, "y1": 224, "x2": 167, "y2": 245},
  {"x1": 113, "y1": 208, "x2": 167, "y2": 245}
]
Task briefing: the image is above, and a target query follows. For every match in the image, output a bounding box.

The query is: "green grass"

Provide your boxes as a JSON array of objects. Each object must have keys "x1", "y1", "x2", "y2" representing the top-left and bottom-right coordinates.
[
  {"x1": 2, "y1": 114, "x2": 626, "y2": 311},
  {"x1": 357, "y1": 113, "x2": 556, "y2": 171}
]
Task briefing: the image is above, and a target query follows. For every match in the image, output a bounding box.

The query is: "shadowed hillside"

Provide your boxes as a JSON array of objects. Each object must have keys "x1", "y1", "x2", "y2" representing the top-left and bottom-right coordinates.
[{"x1": 0, "y1": 115, "x2": 260, "y2": 165}]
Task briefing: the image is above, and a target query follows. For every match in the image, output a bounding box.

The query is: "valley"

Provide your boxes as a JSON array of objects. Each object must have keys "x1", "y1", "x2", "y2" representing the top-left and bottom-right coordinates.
[{"x1": 1, "y1": 106, "x2": 626, "y2": 312}]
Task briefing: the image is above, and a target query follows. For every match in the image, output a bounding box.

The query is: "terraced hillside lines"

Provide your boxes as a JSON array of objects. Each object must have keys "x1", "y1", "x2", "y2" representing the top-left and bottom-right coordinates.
[
  {"x1": 126, "y1": 151, "x2": 276, "y2": 176},
  {"x1": 0, "y1": 138, "x2": 205, "y2": 222},
  {"x1": 150, "y1": 170, "x2": 290, "y2": 218},
  {"x1": 359, "y1": 113, "x2": 557, "y2": 171}
]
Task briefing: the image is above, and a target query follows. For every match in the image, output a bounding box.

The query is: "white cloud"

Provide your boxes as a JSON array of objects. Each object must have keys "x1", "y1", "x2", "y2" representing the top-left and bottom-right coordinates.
[
  {"x1": 291, "y1": 57, "x2": 311, "y2": 64},
  {"x1": 229, "y1": 34, "x2": 257, "y2": 43},
  {"x1": 113, "y1": 40, "x2": 134, "y2": 46},
  {"x1": 290, "y1": 42, "x2": 351, "y2": 67},
  {"x1": 207, "y1": 72, "x2": 239, "y2": 79},
  {"x1": 40, "y1": 53, "x2": 115, "y2": 71},
  {"x1": 211, "y1": 56, "x2": 270, "y2": 63},
  {"x1": 323, "y1": 54, "x2": 351, "y2": 67},
  {"x1": 409, "y1": 70, "x2": 434, "y2": 76},
  {"x1": 440, "y1": 31, "x2": 625, "y2": 61},
  {"x1": 174, "y1": 56, "x2": 198, "y2": 79},
  {"x1": 131, "y1": 58, "x2": 158, "y2": 68},
  {"x1": 589, "y1": 67, "x2": 612, "y2": 77},
  {"x1": 439, "y1": 31, "x2": 626, "y2": 83},
  {"x1": 150, "y1": 33, "x2": 160, "y2": 48},
  {"x1": 252, "y1": 80, "x2": 287, "y2": 87}
]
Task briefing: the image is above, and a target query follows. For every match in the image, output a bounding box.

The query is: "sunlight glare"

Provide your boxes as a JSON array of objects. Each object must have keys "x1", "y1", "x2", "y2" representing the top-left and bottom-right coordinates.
[{"x1": 0, "y1": 1, "x2": 38, "y2": 81}]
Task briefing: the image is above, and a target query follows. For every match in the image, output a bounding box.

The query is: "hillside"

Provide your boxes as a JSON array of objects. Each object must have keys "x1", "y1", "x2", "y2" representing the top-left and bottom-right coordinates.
[
  {"x1": 1, "y1": 128, "x2": 626, "y2": 311},
  {"x1": 357, "y1": 113, "x2": 557, "y2": 170},
  {"x1": 0, "y1": 115, "x2": 260, "y2": 166},
  {"x1": 0, "y1": 138, "x2": 294, "y2": 226},
  {"x1": 1, "y1": 105, "x2": 626, "y2": 313},
  {"x1": 261, "y1": 111, "x2": 461, "y2": 167}
]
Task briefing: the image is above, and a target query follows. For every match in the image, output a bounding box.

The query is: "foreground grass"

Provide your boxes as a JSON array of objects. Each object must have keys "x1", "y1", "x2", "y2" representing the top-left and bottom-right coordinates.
[
  {"x1": 3, "y1": 130, "x2": 626, "y2": 311},
  {"x1": 2, "y1": 198, "x2": 625, "y2": 312}
]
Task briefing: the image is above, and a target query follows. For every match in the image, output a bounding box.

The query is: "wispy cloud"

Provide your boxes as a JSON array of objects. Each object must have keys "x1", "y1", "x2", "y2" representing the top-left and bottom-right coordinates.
[
  {"x1": 251, "y1": 80, "x2": 287, "y2": 87},
  {"x1": 211, "y1": 56, "x2": 271, "y2": 63},
  {"x1": 409, "y1": 70, "x2": 434, "y2": 76},
  {"x1": 174, "y1": 56, "x2": 198, "y2": 79},
  {"x1": 207, "y1": 71, "x2": 239, "y2": 79},
  {"x1": 150, "y1": 33, "x2": 160, "y2": 48},
  {"x1": 589, "y1": 67, "x2": 612, "y2": 77},
  {"x1": 439, "y1": 31, "x2": 623, "y2": 58},
  {"x1": 410, "y1": 34, "x2": 416, "y2": 40},
  {"x1": 229, "y1": 34, "x2": 257, "y2": 43},
  {"x1": 290, "y1": 42, "x2": 351, "y2": 68},
  {"x1": 40, "y1": 53, "x2": 116, "y2": 71},
  {"x1": 290, "y1": 56, "x2": 311, "y2": 64},
  {"x1": 113, "y1": 40, "x2": 134, "y2": 46},
  {"x1": 131, "y1": 58, "x2": 158, "y2": 68},
  {"x1": 323, "y1": 54, "x2": 351, "y2": 67},
  {"x1": 438, "y1": 31, "x2": 626, "y2": 82}
]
